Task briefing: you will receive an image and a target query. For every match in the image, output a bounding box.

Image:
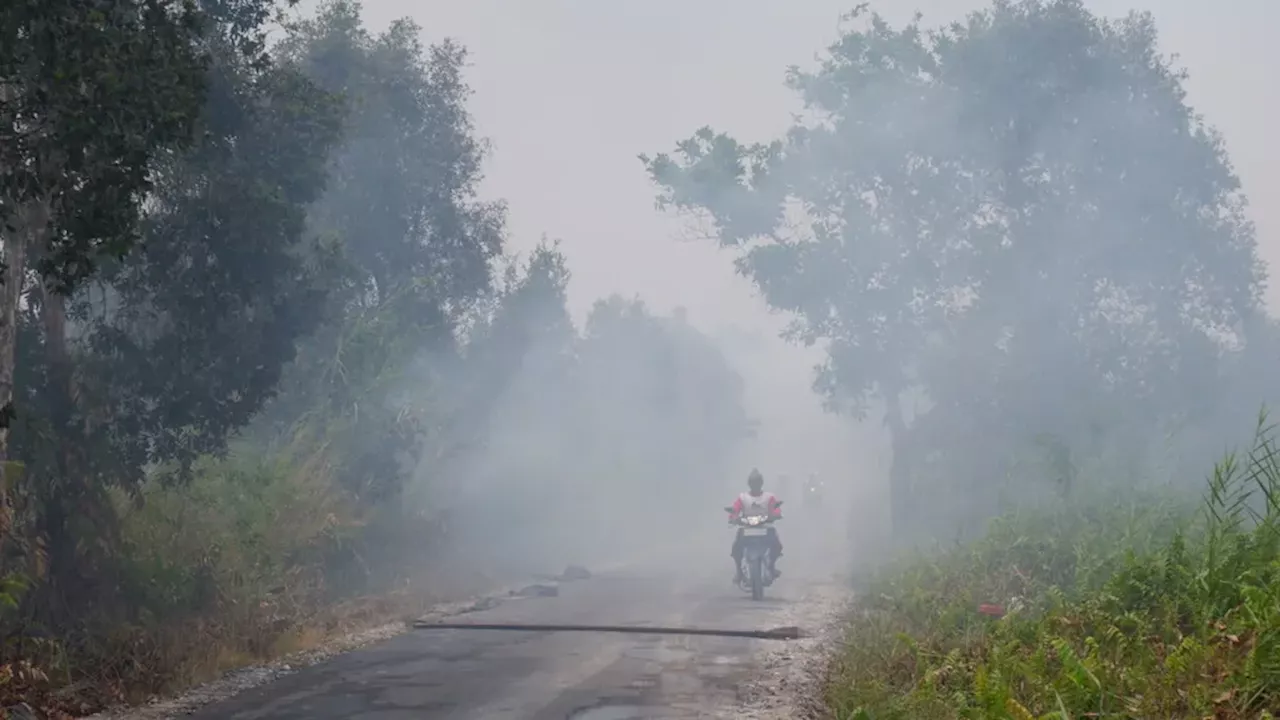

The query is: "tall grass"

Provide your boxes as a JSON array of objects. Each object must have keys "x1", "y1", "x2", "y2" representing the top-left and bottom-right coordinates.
[
  {"x1": 828, "y1": 412, "x2": 1280, "y2": 719},
  {"x1": 0, "y1": 441, "x2": 454, "y2": 714}
]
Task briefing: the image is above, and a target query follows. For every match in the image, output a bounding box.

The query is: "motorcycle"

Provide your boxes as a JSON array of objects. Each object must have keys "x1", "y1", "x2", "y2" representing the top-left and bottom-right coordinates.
[
  {"x1": 725, "y1": 500, "x2": 783, "y2": 601},
  {"x1": 804, "y1": 477, "x2": 823, "y2": 510}
]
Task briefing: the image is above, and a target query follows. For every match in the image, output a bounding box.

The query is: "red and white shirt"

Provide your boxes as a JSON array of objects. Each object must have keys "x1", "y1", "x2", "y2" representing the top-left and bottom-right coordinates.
[{"x1": 729, "y1": 491, "x2": 782, "y2": 520}]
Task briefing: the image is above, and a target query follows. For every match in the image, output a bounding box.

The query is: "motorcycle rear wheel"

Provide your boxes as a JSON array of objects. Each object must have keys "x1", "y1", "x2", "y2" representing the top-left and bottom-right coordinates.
[{"x1": 749, "y1": 555, "x2": 764, "y2": 601}]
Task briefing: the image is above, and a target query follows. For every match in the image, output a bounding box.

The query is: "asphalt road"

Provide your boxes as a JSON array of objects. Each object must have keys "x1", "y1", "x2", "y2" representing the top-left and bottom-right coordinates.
[{"x1": 187, "y1": 540, "x2": 836, "y2": 720}]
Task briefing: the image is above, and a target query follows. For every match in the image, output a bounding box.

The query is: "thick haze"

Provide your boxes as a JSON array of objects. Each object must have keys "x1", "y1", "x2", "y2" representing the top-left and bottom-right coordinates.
[
  {"x1": 4, "y1": 4, "x2": 1274, "y2": 693},
  {"x1": 334, "y1": 0, "x2": 1278, "y2": 548},
  {"x1": 347, "y1": 0, "x2": 1277, "y2": 320},
  {"x1": 263, "y1": 0, "x2": 1280, "y2": 576},
  {"x1": 1, "y1": 4, "x2": 1274, "y2": 705}
]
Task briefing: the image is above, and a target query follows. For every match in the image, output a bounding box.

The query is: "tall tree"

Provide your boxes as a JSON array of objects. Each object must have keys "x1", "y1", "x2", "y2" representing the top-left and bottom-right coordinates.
[
  {"x1": 572, "y1": 296, "x2": 753, "y2": 531},
  {"x1": 436, "y1": 270, "x2": 753, "y2": 569},
  {"x1": 445, "y1": 241, "x2": 577, "y2": 485},
  {"x1": 643, "y1": 0, "x2": 1264, "y2": 534},
  {"x1": 255, "y1": 0, "x2": 505, "y2": 504},
  {"x1": 8, "y1": 4, "x2": 344, "y2": 611},
  {"x1": 278, "y1": 0, "x2": 502, "y2": 349},
  {"x1": 0, "y1": 0, "x2": 209, "y2": 468}
]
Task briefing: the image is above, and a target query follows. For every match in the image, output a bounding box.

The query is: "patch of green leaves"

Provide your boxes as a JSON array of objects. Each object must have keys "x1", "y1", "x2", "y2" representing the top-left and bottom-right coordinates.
[{"x1": 828, "y1": 411, "x2": 1280, "y2": 719}]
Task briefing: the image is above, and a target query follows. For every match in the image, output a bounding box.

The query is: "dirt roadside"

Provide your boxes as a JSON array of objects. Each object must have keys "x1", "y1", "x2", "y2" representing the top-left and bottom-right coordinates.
[{"x1": 727, "y1": 579, "x2": 848, "y2": 720}]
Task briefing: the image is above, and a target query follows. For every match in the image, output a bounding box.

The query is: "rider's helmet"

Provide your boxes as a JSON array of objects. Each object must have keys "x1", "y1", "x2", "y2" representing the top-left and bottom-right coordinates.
[{"x1": 747, "y1": 468, "x2": 764, "y2": 492}]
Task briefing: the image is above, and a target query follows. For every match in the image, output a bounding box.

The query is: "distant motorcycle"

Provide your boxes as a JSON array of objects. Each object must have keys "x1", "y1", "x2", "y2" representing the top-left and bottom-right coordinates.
[
  {"x1": 725, "y1": 501, "x2": 783, "y2": 601},
  {"x1": 804, "y1": 476, "x2": 824, "y2": 510}
]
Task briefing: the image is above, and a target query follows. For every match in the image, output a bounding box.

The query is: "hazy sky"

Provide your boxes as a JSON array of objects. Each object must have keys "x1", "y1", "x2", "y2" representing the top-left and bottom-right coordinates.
[
  {"x1": 335, "y1": 0, "x2": 1277, "y2": 487},
  {"x1": 350, "y1": 0, "x2": 1278, "y2": 323}
]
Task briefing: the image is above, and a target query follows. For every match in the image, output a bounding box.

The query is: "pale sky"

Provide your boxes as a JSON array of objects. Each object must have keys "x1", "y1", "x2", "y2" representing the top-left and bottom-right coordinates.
[
  {"x1": 332, "y1": 0, "x2": 1279, "y2": 493},
  {"x1": 351, "y1": 0, "x2": 1278, "y2": 322}
]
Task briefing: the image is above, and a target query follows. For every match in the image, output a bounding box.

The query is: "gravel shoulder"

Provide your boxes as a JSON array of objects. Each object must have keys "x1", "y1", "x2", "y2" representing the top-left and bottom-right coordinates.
[{"x1": 731, "y1": 580, "x2": 850, "y2": 720}]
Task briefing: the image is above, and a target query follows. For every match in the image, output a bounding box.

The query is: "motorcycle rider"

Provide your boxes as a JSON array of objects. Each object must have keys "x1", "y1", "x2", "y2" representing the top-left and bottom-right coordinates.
[
  {"x1": 728, "y1": 468, "x2": 784, "y2": 583},
  {"x1": 804, "y1": 472, "x2": 824, "y2": 509}
]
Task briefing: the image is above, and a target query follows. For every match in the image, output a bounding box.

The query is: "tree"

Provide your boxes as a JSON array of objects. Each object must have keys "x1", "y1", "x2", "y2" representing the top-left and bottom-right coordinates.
[
  {"x1": 573, "y1": 296, "x2": 753, "y2": 530},
  {"x1": 276, "y1": 0, "x2": 502, "y2": 355},
  {"x1": 378, "y1": 241, "x2": 576, "y2": 578},
  {"x1": 435, "y1": 275, "x2": 753, "y2": 569},
  {"x1": 254, "y1": 0, "x2": 506, "y2": 503},
  {"x1": 643, "y1": 0, "x2": 1264, "y2": 534},
  {"x1": 0, "y1": 0, "x2": 208, "y2": 468},
  {"x1": 8, "y1": 4, "x2": 344, "y2": 612},
  {"x1": 457, "y1": 241, "x2": 576, "y2": 429},
  {"x1": 71, "y1": 31, "x2": 344, "y2": 481}
]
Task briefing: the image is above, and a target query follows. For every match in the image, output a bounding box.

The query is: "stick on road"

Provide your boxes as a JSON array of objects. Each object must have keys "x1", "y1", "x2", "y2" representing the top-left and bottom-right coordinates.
[{"x1": 412, "y1": 620, "x2": 806, "y2": 640}]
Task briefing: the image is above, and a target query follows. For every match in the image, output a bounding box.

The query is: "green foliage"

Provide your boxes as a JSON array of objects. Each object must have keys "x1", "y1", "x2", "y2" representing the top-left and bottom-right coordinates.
[
  {"x1": 255, "y1": 0, "x2": 505, "y2": 507},
  {"x1": 115, "y1": 446, "x2": 360, "y2": 624},
  {"x1": 68, "y1": 27, "x2": 345, "y2": 483},
  {"x1": 642, "y1": 0, "x2": 1269, "y2": 536},
  {"x1": 455, "y1": 241, "x2": 577, "y2": 441},
  {"x1": 278, "y1": 0, "x2": 502, "y2": 318},
  {"x1": 0, "y1": 1, "x2": 348, "y2": 626},
  {"x1": 0, "y1": 0, "x2": 361, "y2": 707},
  {"x1": 0, "y1": 0, "x2": 207, "y2": 290},
  {"x1": 0, "y1": 0, "x2": 750, "y2": 711},
  {"x1": 828, "y1": 413, "x2": 1280, "y2": 719}
]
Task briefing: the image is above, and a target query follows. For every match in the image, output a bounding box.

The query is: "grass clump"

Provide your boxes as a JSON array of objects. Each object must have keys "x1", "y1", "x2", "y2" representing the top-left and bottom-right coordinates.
[
  {"x1": 828, "y1": 415, "x2": 1280, "y2": 719},
  {"x1": 0, "y1": 442, "x2": 456, "y2": 715}
]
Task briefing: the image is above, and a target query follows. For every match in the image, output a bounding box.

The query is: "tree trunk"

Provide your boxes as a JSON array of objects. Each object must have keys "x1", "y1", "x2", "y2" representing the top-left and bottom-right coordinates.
[
  {"x1": 0, "y1": 217, "x2": 28, "y2": 546},
  {"x1": 883, "y1": 391, "x2": 910, "y2": 539},
  {"x1": 0, "y1": 208, "x2": 31, "y2": 463},
  {"x1": 0, "y1": 198, "x2": 44, "y2": 600},
  {"x1": 40, "y1": 280, "x2": 87, "y2": 618},
  {"x1": 0, "y1": 71, "x2": 26, "y2": 466}
]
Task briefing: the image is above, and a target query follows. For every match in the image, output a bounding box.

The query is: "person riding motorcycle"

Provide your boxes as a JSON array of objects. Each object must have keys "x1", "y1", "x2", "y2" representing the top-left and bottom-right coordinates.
[
  {"x1": 728, "y1": 468, "x2": 784, "y2": 583},
  {"x1": 804, "y1": 472, "x2": 824, "y2": 508}
]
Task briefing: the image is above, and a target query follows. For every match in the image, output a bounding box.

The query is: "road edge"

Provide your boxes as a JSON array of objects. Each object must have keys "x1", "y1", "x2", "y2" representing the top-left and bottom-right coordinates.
[
  {"x1": 729, "y1": 578, "x2": 853, "y2": 720},
  {"x1": 76, "y1": 549, "x2": 670, "y2": 720}
]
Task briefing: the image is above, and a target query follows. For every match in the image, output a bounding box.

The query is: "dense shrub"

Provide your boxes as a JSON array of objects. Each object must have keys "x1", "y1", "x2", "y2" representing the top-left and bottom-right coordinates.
[{"x1": 828, "y1": 414, "x2": 1280, "y2": 719}]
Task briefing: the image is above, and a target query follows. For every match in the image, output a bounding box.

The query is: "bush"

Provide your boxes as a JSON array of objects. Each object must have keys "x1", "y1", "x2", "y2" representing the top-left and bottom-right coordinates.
[
  {"x1": 0, "y1": 441, "x2": 410, "y2": 713},
  {"x1": 117, "y1": 449, "x2": 357, "y2": 620},
  {"x1": 52, "y1": 446, "x2": 366, "y2": 699},
  {"x1": 828, "y1": 414, "x2": 1280, "y2": 719}
]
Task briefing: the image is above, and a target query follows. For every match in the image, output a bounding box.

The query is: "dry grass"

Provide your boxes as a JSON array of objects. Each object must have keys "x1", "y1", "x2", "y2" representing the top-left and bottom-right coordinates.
[{"x1": 0, "y1": 443, "x2": 464, "y2": 718}]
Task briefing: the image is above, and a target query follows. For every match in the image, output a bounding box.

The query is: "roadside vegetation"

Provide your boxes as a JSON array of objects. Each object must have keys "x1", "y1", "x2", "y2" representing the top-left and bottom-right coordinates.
[
  {"x1": 827, "y1": 415, "x2": 1280, "y2": 719},
  {"x1": 5, "y1": 0, "x2": 1277, "y2": 715},
  {"x1": 0, "y1": 0, "x2": 752, "y2": 715},
  {"x1": 643, "y1": 0, "x2": 1280, "y2": 717}
]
